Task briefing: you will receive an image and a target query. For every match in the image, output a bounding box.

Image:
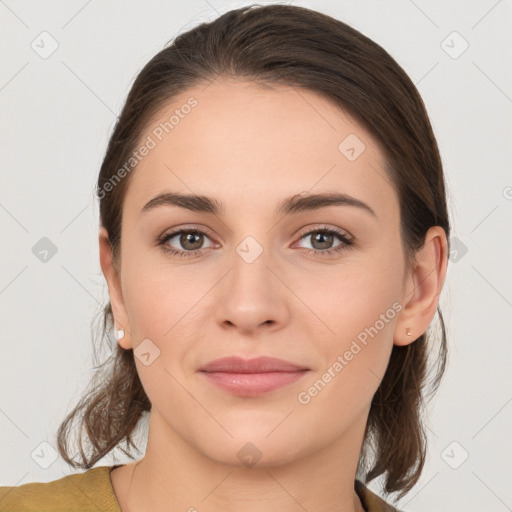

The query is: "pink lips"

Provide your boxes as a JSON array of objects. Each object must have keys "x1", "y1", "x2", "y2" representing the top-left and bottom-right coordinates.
[{"x1": 199, "y1": 356, "x2": 310, "y2": 397}]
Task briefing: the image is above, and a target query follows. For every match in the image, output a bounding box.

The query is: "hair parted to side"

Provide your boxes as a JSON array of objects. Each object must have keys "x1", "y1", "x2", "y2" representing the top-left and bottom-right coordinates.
[{"x1": 56, "y1": 3, "x2": 450, "y2": 499}]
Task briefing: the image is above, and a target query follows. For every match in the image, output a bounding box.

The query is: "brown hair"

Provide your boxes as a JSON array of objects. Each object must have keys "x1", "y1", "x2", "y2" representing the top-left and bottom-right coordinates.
[{"x1": 57, "y1": 3, "x2": 450, "y2": 499}]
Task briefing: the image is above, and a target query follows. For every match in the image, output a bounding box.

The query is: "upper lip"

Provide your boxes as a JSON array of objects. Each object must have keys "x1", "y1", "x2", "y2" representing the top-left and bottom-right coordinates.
[{"x1": 199, "y1": 356, "x2": 309, "y2": 373}]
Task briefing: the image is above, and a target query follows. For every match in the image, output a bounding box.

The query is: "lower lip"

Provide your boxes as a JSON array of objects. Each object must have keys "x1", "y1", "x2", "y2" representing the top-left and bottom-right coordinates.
[{"x1": 200, "y1": 371, "x2": 309, "y2": 397}]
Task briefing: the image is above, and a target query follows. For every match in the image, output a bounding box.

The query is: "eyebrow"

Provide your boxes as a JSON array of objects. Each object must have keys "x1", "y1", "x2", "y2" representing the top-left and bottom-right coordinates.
[{"x1": 140, "y1": 191, "x2": 377, "y2": 218}]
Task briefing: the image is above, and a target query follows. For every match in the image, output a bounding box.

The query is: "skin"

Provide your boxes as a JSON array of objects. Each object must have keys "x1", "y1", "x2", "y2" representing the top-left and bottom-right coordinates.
[{"x1": 99, "y1": 78, "x2": 448, "y2": 512}]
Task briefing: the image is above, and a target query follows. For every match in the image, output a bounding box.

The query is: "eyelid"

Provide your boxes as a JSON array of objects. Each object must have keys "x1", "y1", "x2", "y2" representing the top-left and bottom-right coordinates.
[
  {"x1": 294, "y1": 224, "x2": 352, "y2": 242},
  {"x1": 159, "y1": 224, "x2": 217, "y2": 240},
  {"x1": 157, "y1": 224, "x2": 219, "y2": 249}
]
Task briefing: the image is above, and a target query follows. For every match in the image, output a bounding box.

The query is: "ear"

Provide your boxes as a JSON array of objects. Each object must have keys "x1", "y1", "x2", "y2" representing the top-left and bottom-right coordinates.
[
  {"x1": 99, "y1": 226, "x2": 132, "y2": 350},
  {"x1": 394, "y1": 226, "x2": 449, "y2": 346}
]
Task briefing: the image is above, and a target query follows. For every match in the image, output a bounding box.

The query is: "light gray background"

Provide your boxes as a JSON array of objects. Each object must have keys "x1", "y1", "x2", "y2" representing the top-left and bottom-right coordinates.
[{"x1": 1, "y1": 1, "x2": 511, "y2": 511}]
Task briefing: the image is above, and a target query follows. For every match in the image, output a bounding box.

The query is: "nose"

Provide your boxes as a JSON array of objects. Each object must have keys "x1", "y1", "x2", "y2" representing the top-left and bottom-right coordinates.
[{"x1": 213, "y1": 243, "x2": 290, "y2": 335}]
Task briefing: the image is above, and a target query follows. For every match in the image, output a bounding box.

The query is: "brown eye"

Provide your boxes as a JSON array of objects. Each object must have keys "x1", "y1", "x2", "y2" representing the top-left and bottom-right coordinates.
[
  {"x1": 310, "y1": 231, "x2": 335, "y2": 250},
  {"x1": 295, "y1": 227, "x2": 354, "y2": 257},
  {"x1": 159, "y1": 229, "x2": 215, "y2": 257},
  {"x1": 179, "y1": 231, "x2": 204, "y2": 250}
]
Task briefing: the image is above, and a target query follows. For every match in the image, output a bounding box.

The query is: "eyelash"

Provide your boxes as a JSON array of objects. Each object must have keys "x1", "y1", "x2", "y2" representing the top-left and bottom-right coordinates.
[{"x1": 157, "y1": 225, "x2": 354, "y2": 258}]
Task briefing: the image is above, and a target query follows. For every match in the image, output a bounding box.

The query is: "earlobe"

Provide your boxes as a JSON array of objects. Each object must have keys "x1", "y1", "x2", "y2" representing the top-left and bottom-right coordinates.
[
  {"x1": 394, "y1": 226, "x2": 449, "y2": 347},
  {"x1": 99, "y1": 226, "x2": 133, "y2": 350},
  {"x1": 393, "y1": 325, "x2": 416, "y2": 347},
  {"x1": 113, "y1": 320, "x2": 132, "y2": 350}
]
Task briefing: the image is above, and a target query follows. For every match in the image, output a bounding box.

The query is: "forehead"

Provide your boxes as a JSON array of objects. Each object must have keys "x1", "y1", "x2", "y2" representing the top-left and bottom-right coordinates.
[{"x1": 123, "y1": 78, "x2": 397, "y2": 223}]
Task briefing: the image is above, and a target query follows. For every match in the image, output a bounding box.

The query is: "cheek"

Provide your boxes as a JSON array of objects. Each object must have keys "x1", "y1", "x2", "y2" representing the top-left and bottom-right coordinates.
[
  {"x1": 295, "y1": 257, "x2": 402, "y2": 398},
  {"x1": 295, "y1": 254, "x2": 402, "y2": 341},
  {"x1": 297, "y1": 291, "x2": 398, "y2": 423},
  {"x1": 121, "y1": 241, "x2": 201, "y2": 338}
]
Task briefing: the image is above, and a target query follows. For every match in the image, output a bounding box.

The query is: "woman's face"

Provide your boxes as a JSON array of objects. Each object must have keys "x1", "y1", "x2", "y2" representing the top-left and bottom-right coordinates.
[{"x1": 102, "y1": 79, "x2": 418, "y2": 467}]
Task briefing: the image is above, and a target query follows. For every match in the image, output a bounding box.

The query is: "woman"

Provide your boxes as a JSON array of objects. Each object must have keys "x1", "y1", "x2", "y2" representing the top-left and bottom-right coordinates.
[{"x1": 0, "y1": 4, "x2": 449, "y2": 511}]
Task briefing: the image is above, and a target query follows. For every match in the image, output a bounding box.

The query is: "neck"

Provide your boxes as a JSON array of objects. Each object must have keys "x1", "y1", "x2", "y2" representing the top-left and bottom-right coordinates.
[{"x1": 114, "y1": 409, "x2": 368, "y2": 512}]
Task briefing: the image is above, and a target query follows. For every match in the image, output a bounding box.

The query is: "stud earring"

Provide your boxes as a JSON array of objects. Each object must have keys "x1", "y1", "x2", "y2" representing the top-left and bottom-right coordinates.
[
  {"x1": 114, "y1": 321, "x2": 125, "y2": 341},
  {"x1": 406, "y1": 328, "x2": 412, "y2": 336}
]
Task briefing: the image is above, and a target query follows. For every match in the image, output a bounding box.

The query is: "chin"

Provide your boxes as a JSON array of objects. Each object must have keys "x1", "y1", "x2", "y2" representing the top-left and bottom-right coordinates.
[{"x1": 196, "y1": 432, "x2": 309, "y2": 470}]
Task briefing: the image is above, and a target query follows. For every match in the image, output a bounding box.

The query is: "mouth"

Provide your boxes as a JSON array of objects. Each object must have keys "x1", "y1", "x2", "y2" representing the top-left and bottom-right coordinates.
[{"x1": 198, "y1": 356, "x2": 310, "y2": 397}]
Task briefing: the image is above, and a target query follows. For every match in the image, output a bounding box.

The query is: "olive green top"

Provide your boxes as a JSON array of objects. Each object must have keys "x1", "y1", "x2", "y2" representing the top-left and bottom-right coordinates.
[{"x1": 0, "y1": 465, "x2": 401, "y2": 511}]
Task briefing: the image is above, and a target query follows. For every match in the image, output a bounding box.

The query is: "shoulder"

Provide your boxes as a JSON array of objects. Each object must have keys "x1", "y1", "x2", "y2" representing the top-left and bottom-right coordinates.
[
  {"x1": 0, "y1": 465, "x2": 121, "y2": 512},
  {"x1": 355, "y1": 479, "x2": 404, "y2": 512}
]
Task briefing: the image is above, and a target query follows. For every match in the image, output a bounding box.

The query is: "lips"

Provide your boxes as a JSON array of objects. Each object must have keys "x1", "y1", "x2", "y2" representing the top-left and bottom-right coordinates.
[
  {"x1": 199, "y1": 356, "x2": 309, "y2": 373},
  {"x1": 198, "y1": 356, "x2": 310, "y2": 397}
]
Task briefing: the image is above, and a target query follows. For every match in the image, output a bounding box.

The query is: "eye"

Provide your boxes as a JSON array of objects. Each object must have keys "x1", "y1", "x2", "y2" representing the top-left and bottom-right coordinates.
[
  {"x1": 158, "y1": 228, "x2": 215, "y2": 257},
  {"x1": 294, "y1": 226, "x2": 353, "y2": 257}
]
